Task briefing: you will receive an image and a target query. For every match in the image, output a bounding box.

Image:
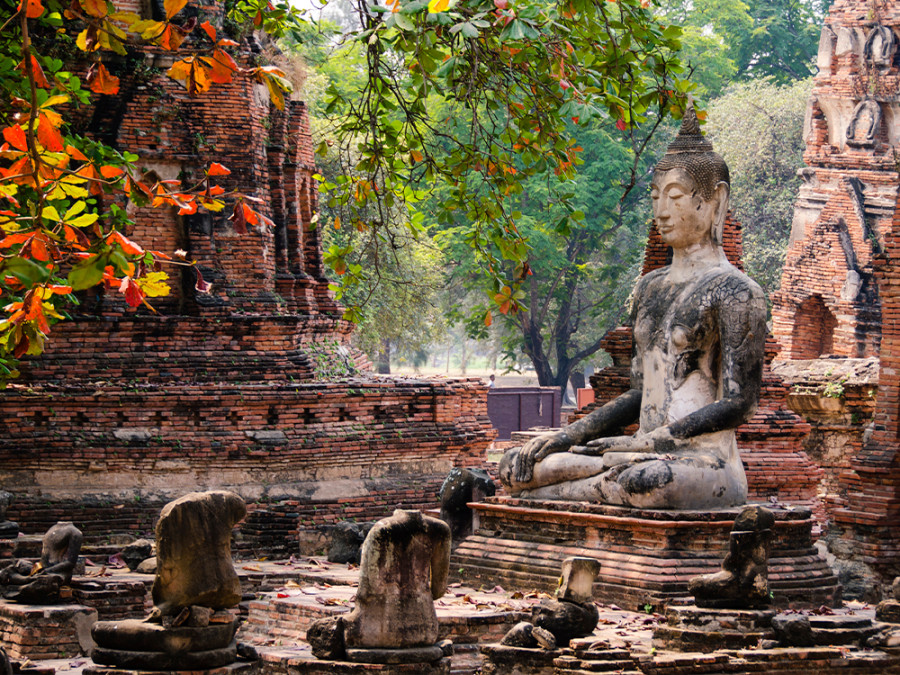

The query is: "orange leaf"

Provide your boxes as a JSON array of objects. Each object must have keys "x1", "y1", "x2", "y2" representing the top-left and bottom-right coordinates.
[
  {"x1": 208, "y1": 49, "x2": 236, "y2": 84},
  {"x1": 163, "y1": 0, "x2": 187, "y2": 19},
  {"x1": 86, "y1": 62, "x2": 120, "y2": 95},
  {"x1": 29, "y1": 236, "x2": 50, "y2": 262},
  {"x1": 159, "y1": 24, "x2": 186, "y2": 50},
  {"x1": 253, "y1": 10, "x2": 262, "y2": 26},
  {"x1": 187, "y1": 61, "x2": 211, "y2": 95},
  {"x1": 484, "y1": 310, "x2": 493, "y2": 327},
  {"x1": 66, "y1": 144, "x2": 89, "y2": 161},
  {"x1": 21, "y1": 0, "x2": 44, "y2": 18},
  {"x1": 64, "y1": 225, "x2": 90, "y2": 249},
  {"x1": 45, "y1": 284, "x2": 73, "y2": 295},
  {"x1": 2, "y1": 125, "x2": 27, "y2": 152},
  {"x1": 0, "y1": 233, "x2": 32, "y2": 249},
  {"x1": 17, "y1": 55, "x2": 50, "y2": 88},
  {"x1": 217, "y1": 38, "x2": 238, "y2": 47},
  {"x1": 200, "y1": 19, "x2": 216, "y2": 41},
  {"x1": 107, "y1": 230, "x2": 144, "y2": 255},
  {"x1": 207, "y1": 162, "x2": 230, "y2": 176},
  {"x1": 78, "y1": 0, "x2": 107, "y2": 17},
  {"x1": 100, "y1": 165, "x2": 124, "y2": 178},
  {"x1": 37, "y1": 114, "x2": 64, "y2": 152}
]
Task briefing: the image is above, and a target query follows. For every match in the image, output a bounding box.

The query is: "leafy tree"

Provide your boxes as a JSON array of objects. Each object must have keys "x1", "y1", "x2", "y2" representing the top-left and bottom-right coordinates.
[
  {"x1": 435, "y1": 120, "x2": 653, "y2": 392},
  {"x1": 662, "y1": 0, "x2": 826, "y2": 96},
  {"x1": 314, "y1": 0, "x2": 693, "y2": 325},
  {"x1": 706, "y1": 77, "x2": 812, "y2": 300},
  {"x1": 0, "y1": 0, "x2": 303, "y2": 381}
]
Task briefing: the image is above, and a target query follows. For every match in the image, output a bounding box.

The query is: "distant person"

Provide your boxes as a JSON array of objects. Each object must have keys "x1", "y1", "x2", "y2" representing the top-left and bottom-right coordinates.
[{"x1": 488, "y1": 374, "x2": 496, "y2": 388}]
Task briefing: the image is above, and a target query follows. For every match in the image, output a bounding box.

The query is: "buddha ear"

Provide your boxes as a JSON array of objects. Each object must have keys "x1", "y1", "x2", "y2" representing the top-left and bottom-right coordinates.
[{"x1": 711, "y1": 181, "x2": 729, "y2": 246}]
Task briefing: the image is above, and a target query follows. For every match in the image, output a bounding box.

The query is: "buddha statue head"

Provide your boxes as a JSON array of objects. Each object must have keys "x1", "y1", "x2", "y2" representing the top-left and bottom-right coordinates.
[{"x1": 652, "y1": 102, "x2": 730, "y2": 247}]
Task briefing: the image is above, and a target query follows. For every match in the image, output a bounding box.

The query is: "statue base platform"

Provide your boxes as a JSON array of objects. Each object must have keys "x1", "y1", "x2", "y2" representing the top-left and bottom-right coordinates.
[
  {"x1": 481, "y1": 644, "x2": 639, "y2": 675},
  {"x1": 84, "y1": 661, "x2": 257, "y2": 675},
  {"x1": 452, "y1": 497, "x2": 841, "y2": 610},
  {"x1": 0, "y1": 598, "x2": 97, "y2": 659},
  {"x1": 263, "y1": 655, "x2": 451, "y2": 674},
  {"x1": 652, "y1": 605, "x2": 777, "y2": 651},
  {"x1": 345, "y1": 639, "x2": 453, "y2": 664}
]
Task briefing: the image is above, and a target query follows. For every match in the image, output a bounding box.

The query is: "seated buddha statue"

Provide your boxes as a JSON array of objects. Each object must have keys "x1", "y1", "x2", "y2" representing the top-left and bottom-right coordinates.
[{"x1": 499, "y1": 103, "x2": 766, "y2": 510}]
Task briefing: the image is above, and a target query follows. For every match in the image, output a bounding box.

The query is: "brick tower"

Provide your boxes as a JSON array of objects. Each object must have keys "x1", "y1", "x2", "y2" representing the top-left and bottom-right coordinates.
[{"x1": 771, "y1": 0, "x2": 900, "y2": 359}]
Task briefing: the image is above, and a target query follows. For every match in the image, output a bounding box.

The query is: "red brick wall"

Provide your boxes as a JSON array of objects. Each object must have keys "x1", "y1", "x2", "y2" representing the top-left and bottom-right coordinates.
[{"x1": 0, "y1": 3, "x2": 496, "y2": 554}]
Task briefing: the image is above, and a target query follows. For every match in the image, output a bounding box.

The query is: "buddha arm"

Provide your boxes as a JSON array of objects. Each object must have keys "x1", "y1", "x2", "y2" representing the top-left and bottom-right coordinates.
[{"x1": 564, "y1": 388, "x2": 642, "y2": 445}]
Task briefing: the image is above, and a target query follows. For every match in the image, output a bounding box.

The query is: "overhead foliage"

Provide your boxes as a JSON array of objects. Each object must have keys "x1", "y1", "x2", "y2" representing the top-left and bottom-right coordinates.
[
  {"x1": 0, "y1": 0, "x2": 301, "y2": 381},
  {"x1": 314, "y1": 0, "x2": 694, "y2": 325}
]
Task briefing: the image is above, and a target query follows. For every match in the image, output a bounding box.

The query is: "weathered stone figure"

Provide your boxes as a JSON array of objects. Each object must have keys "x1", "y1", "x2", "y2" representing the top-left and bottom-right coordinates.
[
  {"x1": 0, "y1": 521, "x2": 82, "y2": 603},
  {"x1": 689, "y1": 505, "x2": 774, "y2": 608},
  {"x1": 90, "y1": 491, "x2": 246, "y2": 670},
  {"x1": 345, "y1": 509, "x2": 451, "y2": 649},
  {"x1": 500, "y1": 103, "x2": 766, "y2": 509},
  {"x1": 151, "y1": 489, "x2": 246, "y2": 619},
  {"x1": 308, "y1": 509, "x2": 452, "y2": 665},
  {"x1": 501, "y1": 557, "x2": 600, "y2": 650}
]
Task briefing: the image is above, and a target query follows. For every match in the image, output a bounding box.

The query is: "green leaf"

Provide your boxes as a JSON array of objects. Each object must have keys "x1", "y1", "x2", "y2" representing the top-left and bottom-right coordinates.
[
  {"x1": 68, "y1": 257, "x2": 105, "y2": 290},
  {"x1": 1, "y1": 258, "x2": 50, "y2": 286}
]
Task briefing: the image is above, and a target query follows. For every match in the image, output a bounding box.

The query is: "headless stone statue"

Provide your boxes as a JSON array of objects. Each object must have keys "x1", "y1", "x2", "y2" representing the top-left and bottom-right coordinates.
[
  {"x1": 502, "y1": 557, "x2": 600, "y2": 650},
  {"x1": 689, "y1": 505, "x2": 774, "y2": 609},
  {"x1": 0, "y1": 492, "x2": 18, "y2": 539},
  {"x1": 151, "y1": 490, "x2": 246, "y2": 618},
  {"x1": 91, "y1": 491, "x2": 247, "y2": 670},
  {"x1": 0, "y1": 521, "x2": 82, "y2": 604},
  {"x1": 500, "y1": 102, "x2": 765, "y2": 510},
  {"x1": 344, "y1": 509, "x2": 450, "y2": 649},
  {"x1": 308, "y1": 509, "x2": 452, "y2": 664}
]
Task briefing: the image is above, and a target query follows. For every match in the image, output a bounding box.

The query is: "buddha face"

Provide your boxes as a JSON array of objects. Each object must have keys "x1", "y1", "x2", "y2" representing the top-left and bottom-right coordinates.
[{"x1": 651, "y1": 168, "x2": 722, "y2": 250}]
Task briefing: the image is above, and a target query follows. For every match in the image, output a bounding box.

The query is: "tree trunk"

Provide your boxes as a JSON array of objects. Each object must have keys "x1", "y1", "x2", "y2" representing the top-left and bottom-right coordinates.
[
  {"x1": 569, "y1": 369, "x2": 586, "y2": 393},
  {"x1": 375, "y1": 339, "x2": 391, "y2": 374}
]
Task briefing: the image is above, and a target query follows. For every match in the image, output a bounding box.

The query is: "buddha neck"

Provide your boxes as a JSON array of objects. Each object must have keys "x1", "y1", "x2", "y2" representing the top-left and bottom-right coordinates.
[{"x1": 668, "y1": 241, "x2": 728, "y2": 282}]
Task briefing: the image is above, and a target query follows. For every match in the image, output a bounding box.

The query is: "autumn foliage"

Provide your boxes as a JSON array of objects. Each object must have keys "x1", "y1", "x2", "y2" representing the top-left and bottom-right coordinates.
[{"x1": 0, "y1": 0, "x2": 299, "y2": 381}]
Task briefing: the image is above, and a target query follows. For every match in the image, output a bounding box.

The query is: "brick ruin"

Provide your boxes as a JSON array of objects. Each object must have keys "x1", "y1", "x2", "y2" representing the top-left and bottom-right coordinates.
[
  {"x1": 767, "y1": 0, "x2": 900, "y2": 594},
  {"x1": 0, "y1": 1, "x2": 494, "y2": 553}
]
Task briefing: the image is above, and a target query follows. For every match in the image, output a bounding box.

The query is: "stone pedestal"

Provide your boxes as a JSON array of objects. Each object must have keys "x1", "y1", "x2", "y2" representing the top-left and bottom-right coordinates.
[
  {"x1": 481, "y1": 643, "x2": 639, "y2": 675},
  {"x1": 91, "y1": 615, "x2": 240, "y2": 670},
  {"x1": 0, "y1": 599, "x2": 97, "y2": 660},
  {"x1": 652, "y1": 605, "x2": 777, "y2": 651},
  {"x1": 271, "y1": 656, "x2": 451, "y2": 674},
  {"x1": 452, "y1": 497, "x2": 840, "y2": 610},
  {"x1": 84, "y1": 662, "x2": 257, "y2": 675}
]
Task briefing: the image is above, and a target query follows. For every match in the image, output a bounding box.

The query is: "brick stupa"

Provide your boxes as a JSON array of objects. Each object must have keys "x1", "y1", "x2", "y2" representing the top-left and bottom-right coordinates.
[{"x1": 0, "y1": 1, "x2": 494, "y2": 552}]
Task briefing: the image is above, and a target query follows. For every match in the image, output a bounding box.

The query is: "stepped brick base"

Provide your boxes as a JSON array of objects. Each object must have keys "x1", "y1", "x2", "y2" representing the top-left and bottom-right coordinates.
[
  {"x1": 637, "y1": 647, "x2": 900, "y2": 675},
  {"x1": 0, "y1": 600, "x2": 97, "y2": 660},
  {"x1": 452, "y1": 497, "x2": 841, "y2": 611},
  {"x1": 85, "y1": 663, "x2": 258, "y2": 675},
  {"x1": 259, "y1": 651, "x2": 450, "y2": 675},
  {"x1": 652, "y1": 606, "x2": 777, "y2": 651},
  {"x1": 240, "y1": 590, "x2": 526, "y2": 647}
]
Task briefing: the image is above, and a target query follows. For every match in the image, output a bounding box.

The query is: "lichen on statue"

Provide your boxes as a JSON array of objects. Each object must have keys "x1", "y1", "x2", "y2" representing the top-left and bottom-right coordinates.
[{"x1": 499, "y1": 103, "x2": 766, "y2": 510}]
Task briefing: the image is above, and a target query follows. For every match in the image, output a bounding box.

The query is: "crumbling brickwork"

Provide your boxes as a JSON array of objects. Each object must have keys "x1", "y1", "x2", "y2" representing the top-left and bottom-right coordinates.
[
  {"x1": 0, "y1": 1, "x2": 495, "y2": 551},
  {"x1": 771, "y1": 0, "x2": 900, "y2": 359}
]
